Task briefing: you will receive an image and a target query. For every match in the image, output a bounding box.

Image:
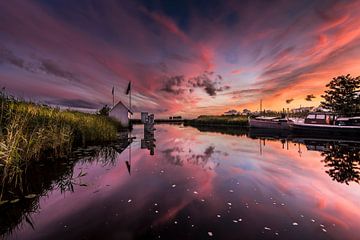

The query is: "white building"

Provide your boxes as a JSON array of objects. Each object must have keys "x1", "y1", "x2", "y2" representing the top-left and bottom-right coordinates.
[
  {"x1": 109, "y1": 101, "x2": 133, "y2": 127},
  {"x1": 291, "y1": 106, "x2": 314, "y2": 113}
]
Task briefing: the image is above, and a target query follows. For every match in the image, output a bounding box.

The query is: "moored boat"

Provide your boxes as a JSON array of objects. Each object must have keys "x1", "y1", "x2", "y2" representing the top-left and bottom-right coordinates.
[
  {"x1": 291, "y1": 112, "x2": 360, "y2": 136},
  {"x1": 249, "y1": 116, "x2": 293, "y2": 130}
]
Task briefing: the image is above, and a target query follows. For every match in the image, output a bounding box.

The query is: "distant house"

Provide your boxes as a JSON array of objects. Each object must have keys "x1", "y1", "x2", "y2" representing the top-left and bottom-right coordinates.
[
  {"x1": 291, "y1": 106, "x2": 314, "y2": 113},
  {"x1": 224, "y1": 109, "x2": 238, "y2": 116},
  {"x1": 109, "y1": 101, "x2": 133, "y2": 127},
  {"x1": 312, "y1": 106, "x2": 331, "y2": 112}
]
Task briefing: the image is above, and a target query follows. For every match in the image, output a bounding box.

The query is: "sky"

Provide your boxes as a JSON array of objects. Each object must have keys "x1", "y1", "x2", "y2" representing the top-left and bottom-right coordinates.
[{"x1": 1, "y1": 0, "x2": 360, "y2": 118}]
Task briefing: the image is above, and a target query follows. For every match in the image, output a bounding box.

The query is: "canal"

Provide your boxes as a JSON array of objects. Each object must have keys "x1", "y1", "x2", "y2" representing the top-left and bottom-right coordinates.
[{"x1": 1, "y1": 124, "x2": 360, "y2": 240}]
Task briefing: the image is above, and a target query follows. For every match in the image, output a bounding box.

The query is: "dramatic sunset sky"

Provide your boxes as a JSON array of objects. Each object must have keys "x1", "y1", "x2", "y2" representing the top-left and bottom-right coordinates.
[{"x1": 1, "y1": 0, "x2": 360, "y2": 117}]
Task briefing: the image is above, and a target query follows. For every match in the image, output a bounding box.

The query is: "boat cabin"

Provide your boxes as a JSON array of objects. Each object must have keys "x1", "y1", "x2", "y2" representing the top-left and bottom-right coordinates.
[
  {"x1": 335, "y1": 116, "x2": 360, "y2": 126},
  {"x1": 304, "y1": 112, "x2": 335, "y2": 125}
]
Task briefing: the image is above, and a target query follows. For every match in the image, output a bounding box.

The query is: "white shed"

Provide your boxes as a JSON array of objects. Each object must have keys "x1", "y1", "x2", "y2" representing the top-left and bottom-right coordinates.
[{"x1": 109, "y1": 101, "x2": 133, "y2": 127}]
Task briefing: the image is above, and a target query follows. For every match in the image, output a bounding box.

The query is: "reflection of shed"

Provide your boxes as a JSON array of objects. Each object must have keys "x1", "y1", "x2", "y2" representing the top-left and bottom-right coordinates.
[{"x1": 109, "y1": 101, "x2": 133, "y2": 127}]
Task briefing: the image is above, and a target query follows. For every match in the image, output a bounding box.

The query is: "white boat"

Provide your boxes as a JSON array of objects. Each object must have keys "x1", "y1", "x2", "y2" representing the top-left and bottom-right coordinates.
[{"x1": 249, "y1": 116, "x2": 292, "y2": 130}]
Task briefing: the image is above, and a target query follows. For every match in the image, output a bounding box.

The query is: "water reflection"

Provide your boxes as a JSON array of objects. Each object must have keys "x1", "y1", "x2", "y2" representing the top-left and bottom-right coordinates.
[
  {"x1": 187, "y1": 125, "x2": 248, "y2": 136},
  {"x1": 320, "y1": 143, "x2": 360, "y2": 185},
  {"x1": 141, "y1": 127, "x2": 156, "y2": 156},
  {"x1": 248, "y1": 128, "x2": 360, "y2": 185},
  {"x1": 2, "y1": 124, "x2": 360, "y2": 240},
  {"x1": 0, "y1": 134, "x2": 132, "y2": 237},
  {"x1": 162, "y1": 145, "x2": 220, "y2": 170}
]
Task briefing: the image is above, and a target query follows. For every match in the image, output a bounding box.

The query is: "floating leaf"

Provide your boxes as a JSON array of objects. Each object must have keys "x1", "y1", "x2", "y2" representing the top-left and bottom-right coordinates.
[
  {"x1": 0, "y1": 200, "x2": 8, "y2": 205},
  {"x1": 80, "y1": 184, "x2": 87, "y2": 187},
  {"x1": 77, "y1": 171, "x2": 87, "y2": 178},
  {"x1": 10, "y1": 199, "x2": 20, "y2": 204},
  {"x1": 25, "y1": 194, "x2": 37, "y2": 199}
]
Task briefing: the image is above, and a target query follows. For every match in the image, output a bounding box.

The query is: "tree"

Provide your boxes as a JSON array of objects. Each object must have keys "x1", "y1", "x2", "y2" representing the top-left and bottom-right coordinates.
[
  {"x1": 305, "y1": 94, "x2": 315, "y2": 101},
  {"x1": 98, "y1": 105, "x2": 111, "y2": 116},
  {"x1": 321, "y1": 143, "x2": 360, "y2": 185},
  {"x1": 242, "y1": 109, "x2": 251, "y2": 115},
  {"x1": 320, "y1": 74, "x2": 360, "y2": 116}
]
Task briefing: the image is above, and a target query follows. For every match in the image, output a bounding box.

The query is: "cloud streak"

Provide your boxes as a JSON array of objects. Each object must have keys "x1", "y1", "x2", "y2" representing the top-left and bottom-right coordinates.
[{"x1": 1, "y1": 0, "x2": 360, "y2": 116}]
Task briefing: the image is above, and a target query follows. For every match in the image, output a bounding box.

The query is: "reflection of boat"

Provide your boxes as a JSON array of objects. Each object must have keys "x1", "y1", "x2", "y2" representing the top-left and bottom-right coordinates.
[
  {"x1": 249, "y1": 127, "x2": 360, "y2": 143},
  {"x1": 297, "y1": 138, "x2": 360, "y2": 185},
  {"x1": 249, "y1": 116, "x2": 292, "y2": 130},
  {"x1": 248, "y1": 128, "x2": 291, "y2": 139},
  {"x1": 189, "y1": 125, "x2": 248, "y2": 136},
  {"x1": 292, "y1": 137, "x2": 360, "y2": 152},
  {"x1": 248, "y1": 129, "x2": 360, "y2": 185},
  {"x1": 291, "y1": 112, "x2": 360, "y2": 136}
]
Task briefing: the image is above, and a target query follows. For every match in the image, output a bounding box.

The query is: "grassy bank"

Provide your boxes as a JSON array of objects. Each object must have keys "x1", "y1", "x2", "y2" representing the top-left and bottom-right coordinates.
[
  {"x1": 185, "y1": 115, "x2": 249, "y2": 127},
  {"x1": 0, "y1": 92, "x2": 121, "y2": 185}
]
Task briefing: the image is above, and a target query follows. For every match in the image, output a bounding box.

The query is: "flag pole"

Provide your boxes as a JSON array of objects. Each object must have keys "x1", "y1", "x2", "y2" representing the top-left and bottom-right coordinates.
[{"x1": 129, "y1": 81, "x2": 131, "y2": 111}]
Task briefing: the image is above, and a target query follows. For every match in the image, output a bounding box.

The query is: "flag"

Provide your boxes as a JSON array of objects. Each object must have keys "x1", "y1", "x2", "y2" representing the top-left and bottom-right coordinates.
[
  {"x1": 112, "y1": 86, "x2": 115, "y2": 107},
  {"x1": 125, "y1": 81, "x2": 131, "y2": 95},
  {"x1": 125, "y1": 161, "x2": 131, "y2": 175}
]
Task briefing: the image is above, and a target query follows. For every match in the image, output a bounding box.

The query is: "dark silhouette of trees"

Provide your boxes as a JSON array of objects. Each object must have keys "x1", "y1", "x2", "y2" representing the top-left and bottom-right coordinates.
[
  {"x1": 321, "y1": 143, "x2": 360, "y2": 185},
  {"x1": 98, "y1": 105, "x2": 111, "y2": 116},
  {"x1": 321, "y1": 74, "x2": 360, "y2": 116}
]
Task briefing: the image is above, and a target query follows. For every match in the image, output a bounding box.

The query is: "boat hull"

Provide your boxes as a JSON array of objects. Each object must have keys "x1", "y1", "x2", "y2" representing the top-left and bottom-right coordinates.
[
  {"x1": 291, "y1": 122, "x2": 360, "y2": 137},
  {"x1": 249, "y1": 119, "x2": 290, "y2": 130}
]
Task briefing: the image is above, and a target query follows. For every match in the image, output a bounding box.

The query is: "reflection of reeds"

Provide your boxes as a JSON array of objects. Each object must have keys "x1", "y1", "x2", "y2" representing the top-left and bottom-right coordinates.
[
  {"x1": 0, "y1": 142, "x2": 126, "y2": 238},
  {"x1": 186, "y1": 115, "x2": 248, "y2": 127},
  {"x1": 0, "y1": 91, "x2": 121, "y2": 190}
]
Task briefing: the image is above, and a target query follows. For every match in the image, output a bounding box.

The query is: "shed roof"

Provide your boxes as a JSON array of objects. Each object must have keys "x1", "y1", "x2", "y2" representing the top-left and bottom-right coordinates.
[{"x1": 111, "y1": 101, "x2": 133, "y2": 114}]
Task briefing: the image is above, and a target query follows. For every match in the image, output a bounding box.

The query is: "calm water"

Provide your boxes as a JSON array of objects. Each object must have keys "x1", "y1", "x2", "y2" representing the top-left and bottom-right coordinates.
[{"x1": 1, "y1": 124, "x2": 360, "y2": 240}]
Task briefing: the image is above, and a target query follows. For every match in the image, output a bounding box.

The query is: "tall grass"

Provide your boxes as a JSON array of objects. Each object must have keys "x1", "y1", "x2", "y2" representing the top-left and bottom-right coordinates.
[{"x1": 0, "y1": 91, "x2": 120, "y2": 187}]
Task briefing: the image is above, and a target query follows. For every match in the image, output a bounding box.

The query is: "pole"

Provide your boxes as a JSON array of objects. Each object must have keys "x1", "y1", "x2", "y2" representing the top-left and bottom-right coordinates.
[
  {"x1": 129, "y1": 136, "x2": 131, "y2": 175},
  {"x1": 129, "y1": 82, "x2": 131, "y2": 111},
  {"x1": 129, "y1": 81, "x2": 132, "y2": 120},
  {"x1": 113, "y1": 90, "x2": 115, "y2": 107},
  {"x1": 260, "y1": 99, "x2": 262, "y2": 114}
]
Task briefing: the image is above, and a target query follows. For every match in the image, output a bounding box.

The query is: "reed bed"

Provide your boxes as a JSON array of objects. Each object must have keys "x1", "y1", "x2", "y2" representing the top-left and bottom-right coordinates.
[
  {"x1": 186, "y1": 115, "x2": 249, "y2": 127},
  {"x1": 0, "y1": 92, "x2": 120, "y2": 186}
]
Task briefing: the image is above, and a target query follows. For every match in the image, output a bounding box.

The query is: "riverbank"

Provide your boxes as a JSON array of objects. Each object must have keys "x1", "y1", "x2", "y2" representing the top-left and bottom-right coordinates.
[
  {"x1": 185, "y1": 115, "x2": 249, "y2": 127},
  {"x1": 0, "y1": 92, "x2": 121, "y2": 174}
]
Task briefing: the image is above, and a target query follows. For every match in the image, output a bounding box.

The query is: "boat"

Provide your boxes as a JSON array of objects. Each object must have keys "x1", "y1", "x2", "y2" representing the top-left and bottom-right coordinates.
[
  {"x1": 291, "y1": 112, "x2": 360, "y2": 136},
  {"x1": 248, "y1": 116, "x2": 293, "y2": 130}
]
